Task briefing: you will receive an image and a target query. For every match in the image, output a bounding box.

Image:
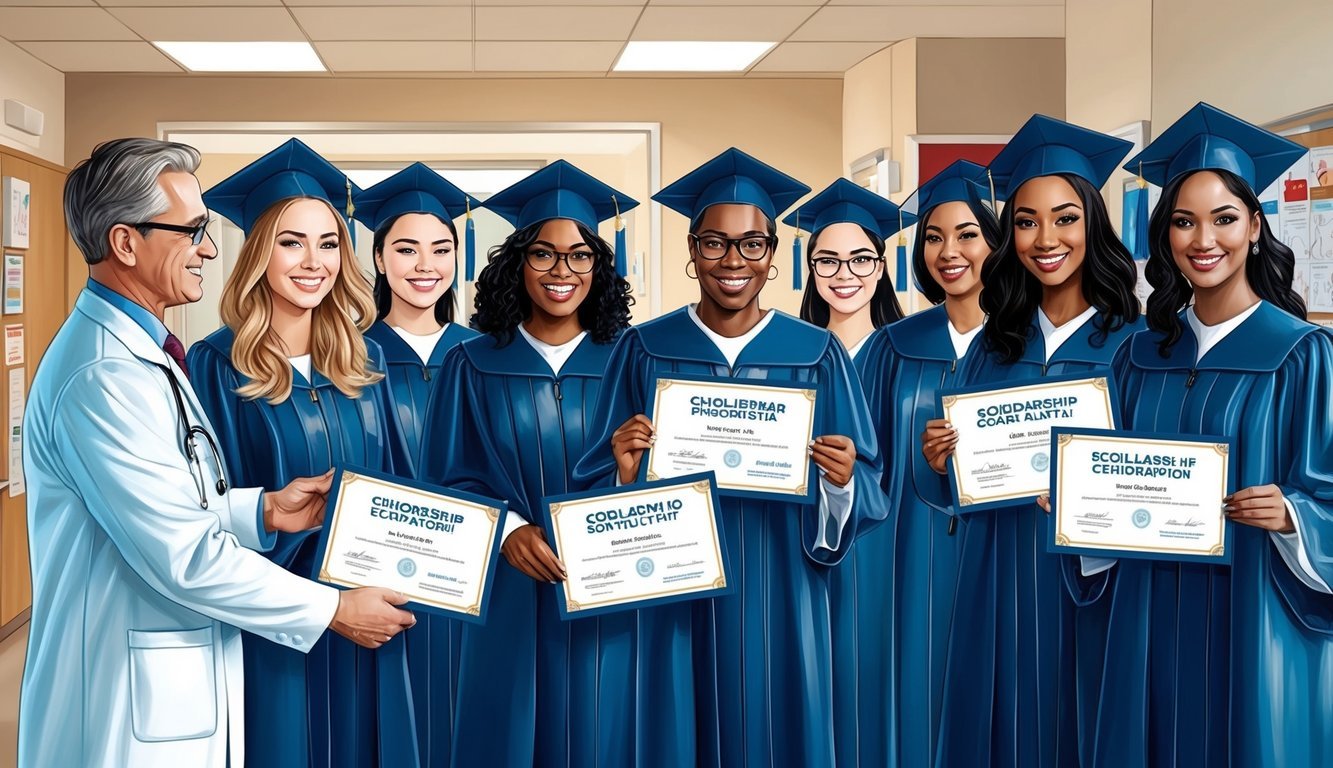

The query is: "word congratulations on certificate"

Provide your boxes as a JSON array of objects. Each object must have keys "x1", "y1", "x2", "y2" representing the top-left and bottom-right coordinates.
[
  {"x1": 541, "y1": 473, "x2": 730, "y2": 620},
  {"x1": 940, "y1": 374, "x2": 1118, "y2": 511},
  {"x1": 644, "y1": 374, "x2": 818, "y2": 504},
  {"x1": 1050, "y1": 429, "x2": 1233, "y2": 563},
  {"x1": 312, "y1": 465, "x2": 507, "y2": 623}
]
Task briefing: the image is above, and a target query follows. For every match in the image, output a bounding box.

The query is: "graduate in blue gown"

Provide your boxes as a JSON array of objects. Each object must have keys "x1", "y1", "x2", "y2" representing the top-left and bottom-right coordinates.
[
  {"x1": 416, "y1": 161, "x2": 645, "y2": 768},
  {"x1": 926, "y1": 117, "x2": 1144, "y2": 768},
  {"x1": 818, "y1": 161, "x2": 1000, "y2": 768},
  {"x1": 791, "y1": 177, "x2": 906, "y2": 364},
  {"x1": 573, "y1": 148, "x2": 884, "y2": 768},
  {"x1": 1082, "y1": 102, "x2": 1333, "y2": 767},
  {"x1": 351, "y1": 164, "x2": 481, "y2": 767},
  {"x1": 186, "y1": 139, "x2": 419, "y2": 768}
]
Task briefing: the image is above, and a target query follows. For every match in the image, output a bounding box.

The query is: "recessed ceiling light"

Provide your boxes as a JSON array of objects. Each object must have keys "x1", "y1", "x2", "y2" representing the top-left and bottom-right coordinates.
[
  {"x1": 153, "y1": 42, "x2": 325, "y2": 73},
  {"x1": 613, "y1": 41, "x2": 776, "y2": 73}
]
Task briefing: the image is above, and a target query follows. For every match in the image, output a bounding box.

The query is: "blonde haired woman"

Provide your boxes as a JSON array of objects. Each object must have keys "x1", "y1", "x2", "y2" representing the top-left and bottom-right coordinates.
[{"x1": 188, "y1": 139, "x2": 418, "y2": 768}]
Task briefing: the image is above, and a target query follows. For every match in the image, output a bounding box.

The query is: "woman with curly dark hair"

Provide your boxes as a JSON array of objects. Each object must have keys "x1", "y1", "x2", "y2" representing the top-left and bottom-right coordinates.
[
  {"x1": 417, "y1": 161, "x2": 636, "y2": 768},
  {"x1": 1084, "y1": 103, "x2": 1332, "y2": 768},
  {"x1": 925, "y1": 117, "x2": 1143, "y2": 768}
]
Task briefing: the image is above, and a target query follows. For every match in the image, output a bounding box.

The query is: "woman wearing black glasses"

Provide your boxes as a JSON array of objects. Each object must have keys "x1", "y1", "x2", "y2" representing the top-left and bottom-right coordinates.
[{"x1": 418, "y1": 161, "x2": 639, "y2": 768}]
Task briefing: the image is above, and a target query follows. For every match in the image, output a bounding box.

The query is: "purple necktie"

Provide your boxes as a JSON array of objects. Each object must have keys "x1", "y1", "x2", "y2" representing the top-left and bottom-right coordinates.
[{"x1": 163, "y1": 333, "x2": 189, "y2": 379}]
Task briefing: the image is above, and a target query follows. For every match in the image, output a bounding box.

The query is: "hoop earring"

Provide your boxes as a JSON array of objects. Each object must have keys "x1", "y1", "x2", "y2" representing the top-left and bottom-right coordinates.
[
  {"x1": 768, "y1": 265, "x2": 779, "y2": 281},
  {"x1": 1251, "y1": 242, "x2": 1260, "y2": 256},
  {"x1": 685, "y1": 260, "x2": 698, "y2": 280}
]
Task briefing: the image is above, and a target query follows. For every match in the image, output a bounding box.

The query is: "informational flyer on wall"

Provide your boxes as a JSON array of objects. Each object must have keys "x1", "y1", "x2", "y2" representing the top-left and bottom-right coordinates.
[
  {"x1": 9, "y1": 366, "x2": 24, "y2": 497},
  {"x1": 1279, "y1": 155, "x2": 1312, "y2": 262},
  {"x1": 4, "y1": 324, "x2": 22, "y2": 366}
]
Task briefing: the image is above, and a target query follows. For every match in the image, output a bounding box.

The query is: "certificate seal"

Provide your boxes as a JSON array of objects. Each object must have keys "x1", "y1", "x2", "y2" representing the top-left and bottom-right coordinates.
[
  {"x1": 1030, "y1": 451, "x2": 1049, "y2": 472},
  {"x1": 397, "y1": 557, "x2": 418, "y2": 577},
  {"x1": 1132, "y1": 508, "x2": 1151, "y2": 529},
  {"x1": 723, "y1": 449, "x2": 742, "y2": 468},
  {"x1": 635, "y1": 557, "x2": 655, "y2": 577}
]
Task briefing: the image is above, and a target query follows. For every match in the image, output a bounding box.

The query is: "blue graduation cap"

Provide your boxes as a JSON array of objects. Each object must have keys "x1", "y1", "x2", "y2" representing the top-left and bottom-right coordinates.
[
  {"x1": 653, "y1": 147, "x2": 810, "y2": 225},
  {"x1": 902, "y1": 159, "x2": 998, "y2": 219},
  {"x1": 1123, "y1": 102, "x2": 1307, "y2": 192},
  {"x1": 353, "y1": 163, "x2": 482, "y2": 279},
  {"x1": 482, "y1": 160, "x2": 639, "y2": 274},
  {"x1": 203, "y1": 138, "x2": 358, "y2": 235},
  {"x1": 988, "y1": 115, "x2": 1133, "y2": 198},
  {"x1": 780, "y1": 178, "x2": 913, "y2": 290}
]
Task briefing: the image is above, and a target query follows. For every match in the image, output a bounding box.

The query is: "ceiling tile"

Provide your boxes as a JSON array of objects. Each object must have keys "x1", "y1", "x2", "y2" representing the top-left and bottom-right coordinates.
[
  {"x1": 826, "y1": 0, "x2": 1060, "y2": 5},
  {"x1": 632, "y1": 6, "x2": 817, "y2": 41},
  {"x1": 285, "y1": 0, "x2": 470, "y2": 4},
  {"x1": 0, "y1": 0, "x2": 94, "y2": 6},
  {"x1": 475, "y1": 0, "x2": 643, "y2": 5},
  {"x1": 648, "y1": 0, "x2": 816, "y2": 5},
  {"x1": 293, "y1": 6, "x2": 471, "y2": 41},
  {"x1": 0, "y1": 8, "x2": 138, "y2": 40},
  {"x1": 475, "y1": 6, "x2": 641, "y2": 41},
  {"x1": 475, "y1": 41, "x2": 623, "y2": 71},
  {"x1": 17, "y1": 41, "x2": 183, "y2": 72},
  {"x1": 315, "y1": 41, "x2": 471, "y2": 72},
  {"x1": 790, "y1": 5, "x2": 1063, "y2": 41},
  {"x1": 106, "y1": 7, "x2": 305, "y2": 42},
  {"x1": 750, "y1": 41, "x2": 889, "y2": 72},
  {"x1": 97, "y1": 0, "x2": 280, "y2": 6}
]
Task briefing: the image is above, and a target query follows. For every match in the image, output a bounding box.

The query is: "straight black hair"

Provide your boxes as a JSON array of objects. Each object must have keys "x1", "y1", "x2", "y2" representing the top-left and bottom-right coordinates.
[
  {"x1": 798, "y1": 225, "x2": 904, "y2": 328},
  {"x1": 912, "y1": 193, "x2": 1002, "y2": 305},
  {"x1": 372, "y1": 212, "x2": 458, "y2": 326}
]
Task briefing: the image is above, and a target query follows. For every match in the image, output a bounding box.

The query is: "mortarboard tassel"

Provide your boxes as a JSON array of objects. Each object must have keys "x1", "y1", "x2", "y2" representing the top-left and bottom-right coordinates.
[
  {"x1": 792, "y1": 211, "x2": 804, "y2": 291},
  {"x1": 345, "y1": 177, "x2": 357, "y2": 248},
  {"x1": 987, "y1": 168, "x2": 997, "y2": 213},
  {"x1": 895, "y1": 207, "x2": 908, "y2": 291},
  {"x1": 464, "y1": 197, "x2": 477, "y2": 281},
  {"x1": 613, "y1": 195, "x2": 627, "y2": 276},
  {"x1": 1133, "y1": 163, "x2": 1150, "y2": 261}
]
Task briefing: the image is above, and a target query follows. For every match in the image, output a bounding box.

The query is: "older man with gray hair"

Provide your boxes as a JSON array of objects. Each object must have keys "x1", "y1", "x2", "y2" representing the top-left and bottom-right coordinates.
[{"x1": 18, "y1": 138, "x2": 416, "y2": 768}]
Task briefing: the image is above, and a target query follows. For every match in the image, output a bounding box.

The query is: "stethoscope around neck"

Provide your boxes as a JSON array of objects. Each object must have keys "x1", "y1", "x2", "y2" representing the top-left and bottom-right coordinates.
[{"x1": 151, "y1": 362, "x2": 229, "y2": 509}]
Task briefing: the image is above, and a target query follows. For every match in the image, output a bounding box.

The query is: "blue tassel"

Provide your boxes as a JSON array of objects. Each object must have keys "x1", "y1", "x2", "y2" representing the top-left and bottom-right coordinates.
[
  {"x1": 465, "y1": 215, "x2": 476, "y2": 280},
  {"x1": 792, "y1": 233, "x2": 803, "y2": 290},
  {"x1": 615, "y1": 225, "x2": 627, "y2": 276},
  {"x1": 1134, "y1": 183, "x2": 1150, "y2": 261},
  {"x1": 895, "y1": 240, "x2": 908, "y2": 291}
]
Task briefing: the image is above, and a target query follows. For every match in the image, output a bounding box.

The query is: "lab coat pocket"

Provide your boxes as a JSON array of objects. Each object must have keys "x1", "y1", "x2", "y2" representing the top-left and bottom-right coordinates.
[{"x1": 127, "y1": 626, "x2": 218, "y2": 742}]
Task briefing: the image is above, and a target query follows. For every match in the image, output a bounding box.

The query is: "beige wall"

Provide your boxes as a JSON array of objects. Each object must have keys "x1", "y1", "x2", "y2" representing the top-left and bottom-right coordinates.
[
  {"x1": 0, "y1": 40, "x2": 64, "y2": 166},
  {"x1": 916, "y1": 38, "x2": 1065, "y2": 135},
  {"x1": 66, "y1": 75, "x2": 844, "y2": 318}
]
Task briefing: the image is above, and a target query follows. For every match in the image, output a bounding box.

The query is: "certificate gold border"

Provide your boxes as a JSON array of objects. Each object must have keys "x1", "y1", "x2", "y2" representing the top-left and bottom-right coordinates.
[
  {"x1": 943, "y1": 377, "x2": 1114, "y2": 506},
  {"x1": 549, "y1": 479, "x2": 727, "y2": 613},
  {"x1": 646, "y1": 378, "x2": 816, "y2": 496},
  {"x1": 1054, "y1": 433, "x2": 1229, "y2": 557},
  {"x1": 318, "y1": 473, "x2": 502, "y2": 615}
]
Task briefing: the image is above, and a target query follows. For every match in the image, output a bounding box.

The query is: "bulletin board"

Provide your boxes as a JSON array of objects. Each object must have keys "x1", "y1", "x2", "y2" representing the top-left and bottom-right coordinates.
[{"x1": 1268, "y1": 108, "x2": 1333, "y2": 326}]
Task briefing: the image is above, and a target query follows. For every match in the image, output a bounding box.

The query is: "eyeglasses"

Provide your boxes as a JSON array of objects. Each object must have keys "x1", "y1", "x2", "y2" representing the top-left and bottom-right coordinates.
[
  {"x1": 130, "y1": 220, "x2": 213, "y2": 246},
  {"x1": 526, "y1": 248, "x2": 596, "y2": 274},
  {"x1": 689, "y1": 234, "x2": 776, "y2": 261},
  {"x1": 809, "y1": 255, "x2": 883, "y2": 279}
]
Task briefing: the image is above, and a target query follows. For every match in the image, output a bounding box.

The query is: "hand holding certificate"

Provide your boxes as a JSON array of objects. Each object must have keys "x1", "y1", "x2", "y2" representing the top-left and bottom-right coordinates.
[
  {"x1": 1049, "y1": 428, "x2": 1234, "y2": 563},
  {"x1": 642, "y1": 373, "x2": 819, "y2": 503},
  {"x1": 939, "y1": 373, "x2": 1119, "y2": 512},
  {"x1": 541, "y1": 472, "x2": 729, "y2": 619},
  {"x1": 312, "y1": 466, "x2": 507, "y2": 623}
]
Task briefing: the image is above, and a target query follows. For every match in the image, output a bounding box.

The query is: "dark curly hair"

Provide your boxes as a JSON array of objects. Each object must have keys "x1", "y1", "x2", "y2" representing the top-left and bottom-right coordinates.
[
  {"x1": 980, "y1": 173, "x2": 1140, "y2": 364},
  {"x1": 471, "y1": 219, "x2": 633, "y2": 346},
  {"x1": 912, "y1": 193, "x2": 1002, "y2": 305},
  {"x1": 372, "y1": 211, "x2": 458, "y2": 325},
  {"x1": 798, "y1": 225, "x2": 904, "y2": 328},
  {"x1": 1145, "y1": 168, "x2": 1305, "y2": 356}
]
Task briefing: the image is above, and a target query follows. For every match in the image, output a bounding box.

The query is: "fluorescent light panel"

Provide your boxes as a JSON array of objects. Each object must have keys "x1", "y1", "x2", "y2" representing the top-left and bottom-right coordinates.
[
  {"x1": 614, "y1": 41, "x2": 775, "y2": 73},
  {"x1": 154, "y1": 42, "x2": 324, "y2": 73}
]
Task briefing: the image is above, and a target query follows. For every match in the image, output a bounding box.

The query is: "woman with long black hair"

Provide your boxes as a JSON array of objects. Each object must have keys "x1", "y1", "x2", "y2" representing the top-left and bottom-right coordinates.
[
  {"x1": 416, "y1": 161, "x2": 640, "y2": 767},
  {"x1": 1086, "y1": 103, "x2": 1332, "y2": 767},
  {"x1": 926, "y1": 117, "x2": 1143, "y2": 768}
]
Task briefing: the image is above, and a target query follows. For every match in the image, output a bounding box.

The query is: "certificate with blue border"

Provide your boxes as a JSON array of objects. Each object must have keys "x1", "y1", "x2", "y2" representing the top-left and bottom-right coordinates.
[
  {"x1": 641, "y1": 372, "x2": 819, "y2": 505},
  {"x1": 939, "y1": 371, "x2": 1120, "y2": 513},
  {"x1": 312, "y1": 464, "x2": 507, "y2": 624},
  {"x1": 540, "y1": 472, "x2": 731, "y2": 620},
  {"x1": 1048, "y1": 428, "x2": 1234, "y2": 564}
]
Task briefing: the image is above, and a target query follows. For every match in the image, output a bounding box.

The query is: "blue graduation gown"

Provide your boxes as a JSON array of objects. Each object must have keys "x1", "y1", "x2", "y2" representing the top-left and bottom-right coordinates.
[
  {"x1": 187, "y1": 329, "x2": 418, "y2": 768},
  {"x1": 364, "y1": 320, "x2": 476, "y2": 768},
  {"x1": 831, "y1": 304, "x2": 973, "y2": 768},
  {"x1": 573, "y1": 308, "x2": 885, "y2": 768},
  {"x1": 935, "y1": 312, "x2": 1144, "y2": 768},
  {"x1": 1089, "y1": 303, "x2": 1333, "y2": 767},
  {"x1": 419, "y1": 332, "x2": 642, "y2": 768}
]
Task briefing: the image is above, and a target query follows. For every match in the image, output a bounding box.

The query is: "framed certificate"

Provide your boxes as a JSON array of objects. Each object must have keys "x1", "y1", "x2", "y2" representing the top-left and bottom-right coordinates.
[
  {"x1": 540, "y1": 472, "x2": 730, "y2": 620},
  {"x1": 1048, "y1": 428, "x2": 1234, "y2": 564},
  {"x1": 311, "y1": 465, "x2": 507, "y2": 623},
  {"x1": 642, "y1": 372, "x2": 819, "y2": 504},
  {"x1": 940, "y1": 372, "x2": 1119, "y2": 513}
]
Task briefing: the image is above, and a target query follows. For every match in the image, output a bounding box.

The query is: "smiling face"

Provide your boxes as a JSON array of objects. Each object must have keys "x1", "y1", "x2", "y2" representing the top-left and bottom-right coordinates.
[
  {"x1": 1011, "y1": 175, "x2": 1087, "y2": 288},
  {"x1": 263, "y1": 198, "x2": 343, "y2": 314},
  {"x1": 1167, "y1": 170, "x2": 1259, "y2": 291},
  {"x1": 133, "y1": 170, "x2": 217, "y2": 308},
  {"x1": 690, "y1": 203, "x2": 772, "y2": 313},
  {"x1": 810, "y1": 222, "x2": 883, "y2": 317},
  {"x1": 523, "y1": 218, "x2": 594, "y2": 322},
  {"x1": 923, "y1": 200, "x2": 989, "y2": 299},
  {"x1": 375, "y1": 212, "x2": 456, "y2": 311}
]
